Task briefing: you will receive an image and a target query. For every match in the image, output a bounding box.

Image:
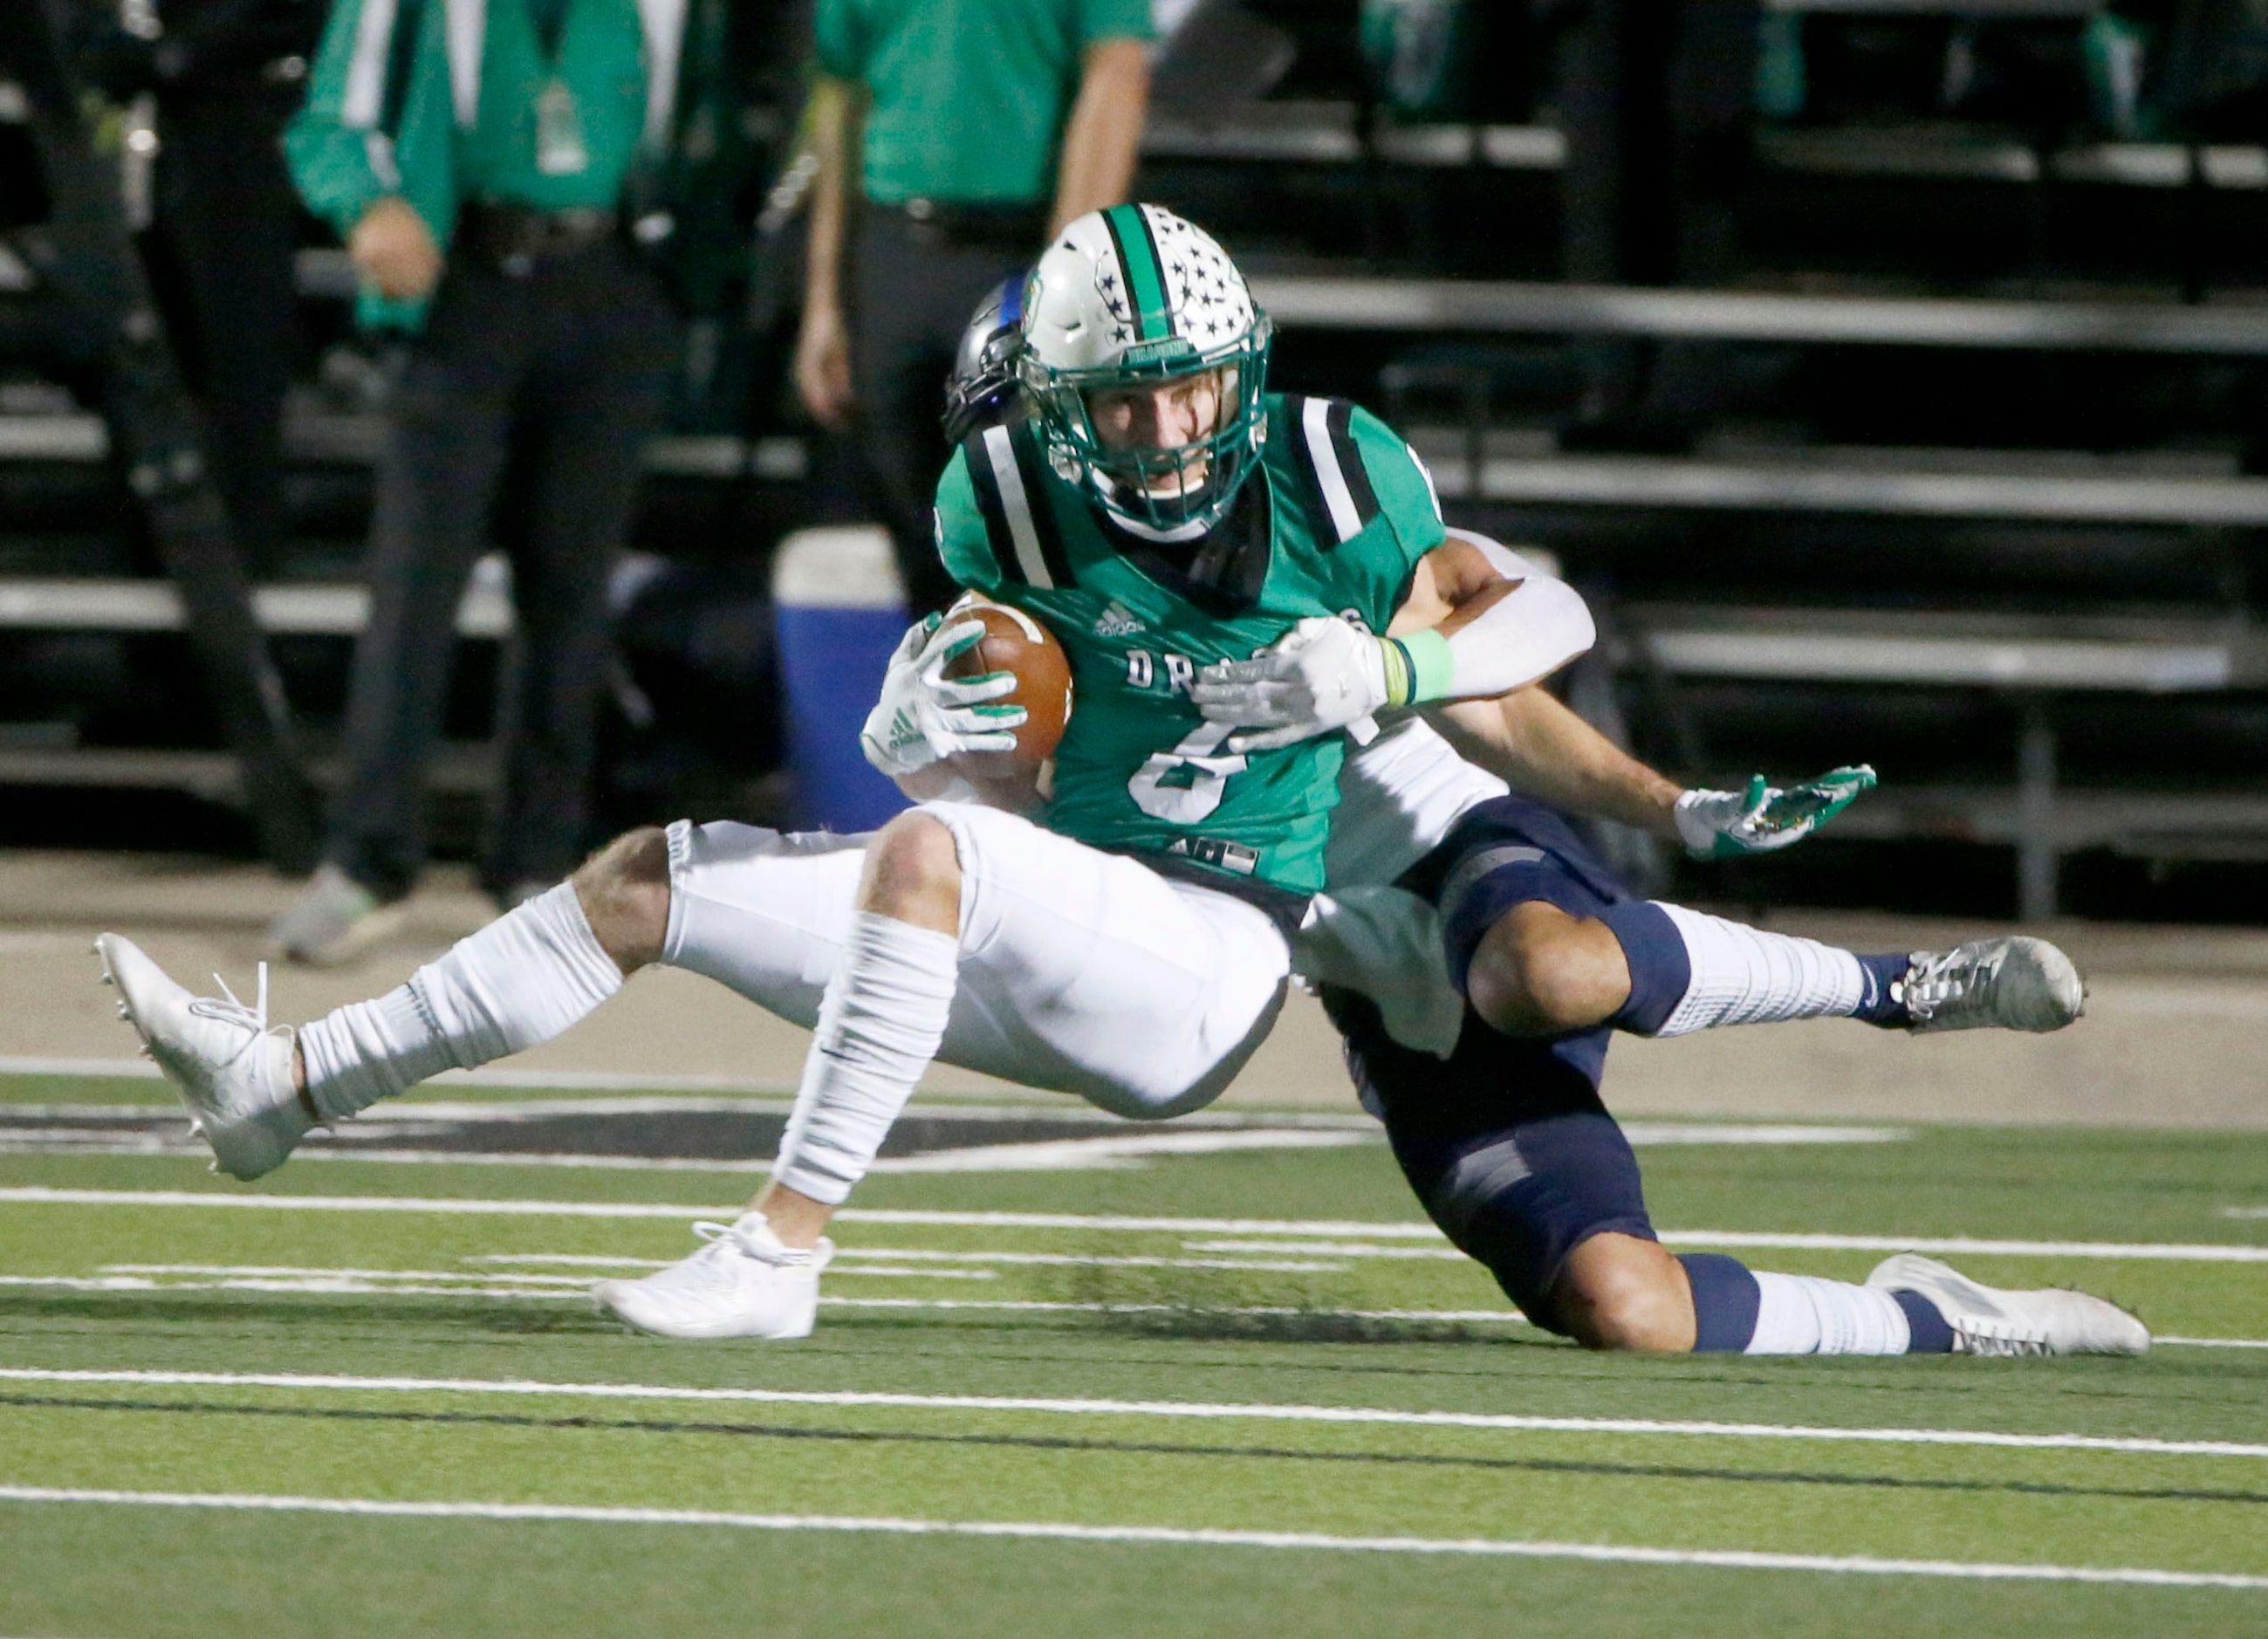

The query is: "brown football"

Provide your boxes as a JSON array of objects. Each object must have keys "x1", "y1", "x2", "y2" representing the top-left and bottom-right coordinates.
[{"x1": 942, "y1": 593, "x2": 1072, "y2": 771}]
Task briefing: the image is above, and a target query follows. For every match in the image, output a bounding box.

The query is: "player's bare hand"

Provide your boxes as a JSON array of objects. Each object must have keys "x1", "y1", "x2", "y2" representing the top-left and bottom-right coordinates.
[
  {"x1": 1674, "y1": 765, "x2": 1877, "y2": 860},
  {"x1": 1192, "y1": 615, "x2": 1389, "y2": 752},
  {"x1": 348, "y1": 196, "x2": 442, "y2": 303},
  {"x1": 795, "y1": 304, "x2": 855, "y2": 429},
  {"x1": 860, "y1": 615, "x2": 1026, "y2": 778}
]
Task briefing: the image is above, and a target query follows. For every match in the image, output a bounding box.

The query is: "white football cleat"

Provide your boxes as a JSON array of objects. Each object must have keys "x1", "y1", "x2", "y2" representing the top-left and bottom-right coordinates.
[
  {"x1": 93, "y1": 933, "x2": 309, "y2": 1182},
  {"x1": 1868, "y1": 1253, "x2": 2148, "y2": 1357},
  {"x1": 593, "y1": 1212, "x2": 834, "y2": 1341},
  {"x1": 1900, "y1": 936, "x2": 2084, "y2": 1032}
]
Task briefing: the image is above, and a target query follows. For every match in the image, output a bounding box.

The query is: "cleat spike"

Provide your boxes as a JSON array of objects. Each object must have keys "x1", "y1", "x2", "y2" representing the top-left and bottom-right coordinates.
[{"x1": 187, "y1": 1120, "x2": 203, "y2": 1137}]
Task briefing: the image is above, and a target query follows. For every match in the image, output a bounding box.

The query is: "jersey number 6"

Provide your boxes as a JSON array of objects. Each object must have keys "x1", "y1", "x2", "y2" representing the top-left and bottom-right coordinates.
[{"x1": 1127, "y1": 721, "x2": 1249, "y2": 823}]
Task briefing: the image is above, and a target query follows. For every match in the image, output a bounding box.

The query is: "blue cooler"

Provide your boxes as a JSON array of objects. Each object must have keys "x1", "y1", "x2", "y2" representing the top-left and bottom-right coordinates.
[{"x1": 771, "y1": 525, "x2": 911, "y2": 832}]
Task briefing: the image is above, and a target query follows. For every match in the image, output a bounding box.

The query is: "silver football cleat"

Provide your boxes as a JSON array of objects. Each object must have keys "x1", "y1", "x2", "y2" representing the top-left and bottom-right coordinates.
[
  {"x1": 1868, "y1": 1253, "x2": 2148, "y2": 1356},
  {"x1": 1899, "y1": 936, "x2": 2084, "y2": 1033}
]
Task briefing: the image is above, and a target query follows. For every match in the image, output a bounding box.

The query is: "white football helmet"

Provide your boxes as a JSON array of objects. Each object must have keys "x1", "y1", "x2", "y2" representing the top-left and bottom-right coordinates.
[{"x1": 1018, "y1": 203, "x2": 1272, "y2": 536}]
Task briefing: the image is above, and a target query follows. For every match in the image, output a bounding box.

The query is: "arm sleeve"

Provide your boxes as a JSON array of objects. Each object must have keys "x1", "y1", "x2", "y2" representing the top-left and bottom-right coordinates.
[
  {"x1": 1396, "y1": 531, "x2": 1598, "y2": 703},
  {"x1": 1077, "y1": 0, "x2": 1156, "y2": 45},
  {"x1": 812, "y1": 0, "x2": 864, "y2": 80},
  {"x1": 931, "y1": 449, "x2": 1004, "y2": 596}
]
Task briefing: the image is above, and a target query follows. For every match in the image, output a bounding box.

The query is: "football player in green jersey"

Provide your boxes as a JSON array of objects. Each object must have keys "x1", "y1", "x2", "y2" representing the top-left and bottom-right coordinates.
[
  {"x1": 609, "y1": 202, "x2": 1614, "y2": 1332},
  {"x1": 576, "y1": 202, "x2": 2100, "y2": 1348}
]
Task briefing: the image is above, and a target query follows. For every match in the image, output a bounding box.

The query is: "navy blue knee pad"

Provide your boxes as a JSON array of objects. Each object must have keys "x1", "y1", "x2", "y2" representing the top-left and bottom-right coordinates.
[
  {"x1": 1404, "y1": 1110, "x2": 1657, "y2": 1332},
  {"x1": 1598, "y1": 901, "x2": 1692, "y2": 1035},
  {"x1": 1422, "y1": 797, "x2": 1633, "y2": 997}
]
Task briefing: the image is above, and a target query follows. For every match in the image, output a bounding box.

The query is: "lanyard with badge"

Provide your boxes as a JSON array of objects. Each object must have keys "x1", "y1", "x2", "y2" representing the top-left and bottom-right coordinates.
[{"x1": 531, "y1": 0, "x2": 589, "y2": 175}]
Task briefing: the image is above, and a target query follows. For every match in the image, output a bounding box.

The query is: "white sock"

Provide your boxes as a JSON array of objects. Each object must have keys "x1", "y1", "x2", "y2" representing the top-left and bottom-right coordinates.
[
  {"x1": 1652, "y1": 902, "x2": 1866, "y2": 1037},
  {"x1": 1745, "y1": 1272, "x2": 1913, "y2": 1355},
  {"x1": 771, "y1": 912, "x2": 960, "y2": 1206},
  {"x1": 296, "y1": 882, "x2": 623, "y2": 1121}
]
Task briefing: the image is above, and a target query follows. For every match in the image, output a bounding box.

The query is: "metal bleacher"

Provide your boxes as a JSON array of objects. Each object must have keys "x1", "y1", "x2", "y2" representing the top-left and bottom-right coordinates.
[{"x1": 3, "y1": 38, "x2": 2266, "y2": 913}]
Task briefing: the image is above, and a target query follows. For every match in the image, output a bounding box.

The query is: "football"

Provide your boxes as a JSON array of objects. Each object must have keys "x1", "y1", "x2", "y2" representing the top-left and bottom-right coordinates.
[{"x1": 942, "y1": 593, "x2": 1072, "y2": 772}]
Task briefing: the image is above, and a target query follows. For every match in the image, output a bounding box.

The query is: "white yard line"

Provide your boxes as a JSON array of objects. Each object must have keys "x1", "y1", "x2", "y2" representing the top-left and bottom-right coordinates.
[
  {"x1": 104, "y1": 1264, "x2": 602, "y2": 1284},
  {"x1": 1656, "y1": 1231, "x2": 2268, "y2": 1264},
  {"x1": 1618, "y1": 1125, "x2": 1909, "y2": 1146},
  {"x1": 0, "y1": 1057, "x2": 802, "y2": 1094},
  {"x1": 0, "y1": 1110, "x2": 1905, "y2": 1151},
  {"x1": 0, "y1": 1367, "x2": 2259, "y2": 1458},
  {"x1": 0, "y1": 1132, "x2": 1374, "y2": 1174},
  {"x1": 1189, "y1": 1239, "x2": 1467, "y2": 1260},
  {"x1": 0, "y1": 1486, "x2": 2259, "y2": 1587},
  {"x1": 0, "y1": 1097, "x2": 1378, "y2": 1131},
  {"x1": 471, "y1": 1249, "x2": 1348, "y2": 1272},
  {"x1": 98, "y1": 1263, "x2": 1004, "y2": 1285},
  {"x1": 6, "y1": 1188, "x2": 2265, "y2": 1265}
]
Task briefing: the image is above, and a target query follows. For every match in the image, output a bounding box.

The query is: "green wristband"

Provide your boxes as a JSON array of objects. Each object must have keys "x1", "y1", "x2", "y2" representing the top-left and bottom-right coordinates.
[
  {"x1": 1378, "y1": 637, "x2": 1413, "y2": 709},
  {"x1": 1394, "y1": 628, "x2": 1457, "y2": 705}
]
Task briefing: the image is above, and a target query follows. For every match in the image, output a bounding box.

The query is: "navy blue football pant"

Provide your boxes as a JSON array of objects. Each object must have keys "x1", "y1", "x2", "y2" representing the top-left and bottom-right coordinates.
[{"x1": 1326, "y1": 796, "x2": 1703, "y2": 1339}]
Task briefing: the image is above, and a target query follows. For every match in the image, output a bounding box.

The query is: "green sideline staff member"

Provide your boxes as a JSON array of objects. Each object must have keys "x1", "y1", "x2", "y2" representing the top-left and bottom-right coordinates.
[
  {"x1": 265, "y1": 0, "x2": 693, "y2": 963},
  {"x1": 796, "y1": 0, "x2": 1152, "y2": 614}
]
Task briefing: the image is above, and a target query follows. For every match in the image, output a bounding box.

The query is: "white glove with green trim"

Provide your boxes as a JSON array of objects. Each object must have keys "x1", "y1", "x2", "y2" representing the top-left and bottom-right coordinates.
[
  {"x1": 1673, "y1": 765, "x2": 1878, "y2": 860},
  {"x1": 859, "y1": 614, "x2": 1027, "y2": 778},
  {"x1": 1190, "y1": 615, "x2": 1389, "y2": 753}
]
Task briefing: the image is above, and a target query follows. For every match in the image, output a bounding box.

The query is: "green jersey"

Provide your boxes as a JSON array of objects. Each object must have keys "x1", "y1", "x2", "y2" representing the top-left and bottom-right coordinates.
[
  {"x1": 815, "y1": 0, "x2": 1151, "y2": 205},
  {"x1": 933, "y1": 394, "x2": 1447, "y2": 893}
]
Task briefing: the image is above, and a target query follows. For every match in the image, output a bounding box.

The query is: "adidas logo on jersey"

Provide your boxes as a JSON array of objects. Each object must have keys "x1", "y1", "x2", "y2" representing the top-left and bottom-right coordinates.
[{"x1": 1093, "y1": 602, "x2": 1146, "y2": 638}]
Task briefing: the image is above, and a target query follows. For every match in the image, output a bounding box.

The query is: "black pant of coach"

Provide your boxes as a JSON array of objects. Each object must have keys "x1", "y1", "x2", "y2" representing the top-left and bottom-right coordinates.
[
  {"x1": 1557, "y1": 0, "x2": 1758, "y2": 444},
  {"x1": 850, "y1": 198, "x2": 1046, "y2": 615},
  {"x1": 327, "y1": 213, "x2": 675, "y2": 904}
]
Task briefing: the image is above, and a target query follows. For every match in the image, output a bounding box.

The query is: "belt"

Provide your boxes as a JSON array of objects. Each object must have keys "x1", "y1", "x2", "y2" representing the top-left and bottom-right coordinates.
[
  {"x1": 456, "y1": 201, "x2": 620, "y2": 276},
  {"x1": 869, "y1": 196, "x2": 1048, "y2": 251}
]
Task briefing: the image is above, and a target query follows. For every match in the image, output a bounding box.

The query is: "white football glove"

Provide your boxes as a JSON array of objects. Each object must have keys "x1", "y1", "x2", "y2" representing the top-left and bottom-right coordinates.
[
  {"x1": 859, "y1": 614, "x2": 1027, "y2": 778},
  {"x1": 1190, "y1": 615, "x2": 1388, "y2": 753},
  {"x1": 1673, "y1": 765, "x2": 1877, "y2": 860}
]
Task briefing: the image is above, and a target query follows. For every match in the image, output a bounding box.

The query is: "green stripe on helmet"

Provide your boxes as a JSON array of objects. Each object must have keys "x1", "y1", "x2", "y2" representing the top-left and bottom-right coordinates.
[{"x1": 1102, "y1": 204, "x2": 1170, "y2": 345}]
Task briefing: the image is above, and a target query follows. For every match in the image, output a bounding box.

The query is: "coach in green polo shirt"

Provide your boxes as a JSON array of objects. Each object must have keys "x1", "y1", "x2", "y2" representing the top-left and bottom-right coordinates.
[
  {"x1": 265, "y1": 0, "x2": 694, "y2": 963},
  {"x1": 795, "y1": 0, "x2": 1151, "y2": 613}
]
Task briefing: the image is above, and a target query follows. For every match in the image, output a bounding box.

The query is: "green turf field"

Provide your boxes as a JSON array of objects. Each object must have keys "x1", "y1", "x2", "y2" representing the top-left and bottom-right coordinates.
[{"x1": 3, "y1": 1073, "x2": 2265, "y2": 1636}]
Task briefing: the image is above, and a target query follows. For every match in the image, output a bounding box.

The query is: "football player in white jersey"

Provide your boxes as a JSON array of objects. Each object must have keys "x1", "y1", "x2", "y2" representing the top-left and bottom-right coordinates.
[{"x1": 96, "y1": 220, "x2": 2138, "y2": 1361}]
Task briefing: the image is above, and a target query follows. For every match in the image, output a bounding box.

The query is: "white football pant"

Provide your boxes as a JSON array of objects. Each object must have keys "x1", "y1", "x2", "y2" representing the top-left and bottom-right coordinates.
[{"x1": 663, "y1": 807, "x2": 1294, "y2": 1120}]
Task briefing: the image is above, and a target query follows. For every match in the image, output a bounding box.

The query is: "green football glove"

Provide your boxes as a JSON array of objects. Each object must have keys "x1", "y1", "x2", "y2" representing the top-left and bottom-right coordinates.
[{"x1": 1673, "y1": 765, "x2": 1877, "y2": 861}]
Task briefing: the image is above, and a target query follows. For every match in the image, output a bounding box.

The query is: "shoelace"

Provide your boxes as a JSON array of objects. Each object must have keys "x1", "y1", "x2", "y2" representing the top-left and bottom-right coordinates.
[
  {"x1": 1952, "y1": 1317, "x2": 2052, "y2": 1358},
  {"x1": 184, "y1": 963, "x2": 293, "y2": 1069},
  {"x1": 678, "y1": 1220, "x2": 809, "y2": 1286},
  {"x1": 1901, "y1": 946, "x2": 2003, "y2": 1023}
]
